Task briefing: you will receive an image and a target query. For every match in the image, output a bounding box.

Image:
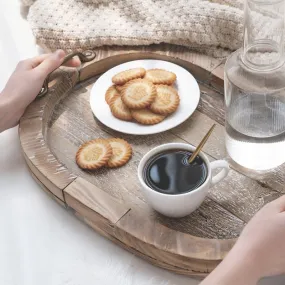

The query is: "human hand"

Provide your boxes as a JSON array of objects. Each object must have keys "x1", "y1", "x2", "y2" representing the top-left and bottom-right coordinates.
[
  {"x1": 201, "y1": 195, "x2": 285, "y2": 285},
  {"x1": 0, "y1": 50, "x2": 80, "y2": 132},
  {"x1": 234, "y1": 195, "x2": 285, "y2": 278}
]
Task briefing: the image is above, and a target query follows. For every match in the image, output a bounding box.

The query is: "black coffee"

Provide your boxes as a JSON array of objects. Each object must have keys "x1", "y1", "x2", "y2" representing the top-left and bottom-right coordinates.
[{"x1": 143, "y1": 150, "x2": 207, "y2": 195}]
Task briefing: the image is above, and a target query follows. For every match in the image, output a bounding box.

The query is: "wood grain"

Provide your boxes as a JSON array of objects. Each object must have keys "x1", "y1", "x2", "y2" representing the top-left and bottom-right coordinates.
[
  {"x1": 22, "y1": 68, "x2": 79, "y2": 121},
  {"x1": 47, "y1": 80, "x2": 245, "y2": 239},
  {"x1": 25, "y1": 155, "x2": 66, "y2": 208},
  {"x1": 19, "y1": 67, "x2": 80, "y2": 201},
  {"x1": 114, "y1": 208, "x2": 235, "y2": 273},
  {"x1": 81, "y1": 45, "x2": 223, "y2": 84},
  {"x1": 64, "y1": 177, "x2": 130, "y2": 224},
  {"x1": 76, "y1": 215, "x2": 207, "y2": 278},
  {"x1": 19, "y1": 45, "x2": 284, "y2": 277},
  {"x1": 209, "y1": 61, "x2": 225, "y2": 92},
  {"x1": 63, "y1": 178, "x2": 237, "y2": 273},
  {"x1": 198, "y1": 82, "x2": 225, "y2": 126},
  {"x1": 156, "y1": 197, "x2": 245, "y2": 239},
  {"x1": 19, "y1": 117, "x2": 76, "y2": 200}
]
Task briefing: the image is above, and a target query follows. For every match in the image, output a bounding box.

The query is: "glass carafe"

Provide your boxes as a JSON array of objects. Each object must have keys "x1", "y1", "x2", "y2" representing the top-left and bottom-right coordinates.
[{"x1": 224, "y1": 0, "x2": 285, "y2": 170}]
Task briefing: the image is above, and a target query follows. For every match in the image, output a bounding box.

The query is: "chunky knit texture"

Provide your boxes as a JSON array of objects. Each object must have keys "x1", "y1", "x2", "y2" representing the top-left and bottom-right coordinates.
[{"x1": 21, "y1": 0, "x2": 245, "y2": 58}]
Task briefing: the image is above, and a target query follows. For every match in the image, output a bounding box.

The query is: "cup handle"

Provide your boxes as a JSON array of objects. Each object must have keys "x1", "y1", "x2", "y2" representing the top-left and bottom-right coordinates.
[{"x1": 210, "y1": 160, "x2": 230, "y2": 186}]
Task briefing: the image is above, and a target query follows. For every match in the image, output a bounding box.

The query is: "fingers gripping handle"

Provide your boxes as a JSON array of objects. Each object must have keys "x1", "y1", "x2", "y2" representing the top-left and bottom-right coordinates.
[
  {"x1": 37, "y1": 50, "x2": 96, "y2": 98},
  {"x1": 210, "y1": 160, "x2": 230, "y2": 186}
]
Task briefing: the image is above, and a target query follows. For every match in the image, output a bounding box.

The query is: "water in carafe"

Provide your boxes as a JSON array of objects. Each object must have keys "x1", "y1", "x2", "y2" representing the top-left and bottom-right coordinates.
[{"x1": 224, "y1": 0, "x2": 285, "y2": 170}]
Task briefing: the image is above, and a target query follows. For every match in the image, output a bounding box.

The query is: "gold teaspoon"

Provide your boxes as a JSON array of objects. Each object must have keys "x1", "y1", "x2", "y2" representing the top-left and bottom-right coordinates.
[{"x1": 188, "y1": 124, "x2": 216, "y2": 164}]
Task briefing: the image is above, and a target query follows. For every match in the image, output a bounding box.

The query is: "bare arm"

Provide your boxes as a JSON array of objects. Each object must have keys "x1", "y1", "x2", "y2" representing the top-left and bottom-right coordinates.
[
  {"x1": 0, "y1": 50, "x2": 80, "y2": 133},
  {"x1": 201, "y1": 196, "x2": 285, "y2": 284},
  {"x1": 0, "y1": 96, "x2": 9, "y2": 133},
  {"x1": 201, "y1": 246, "x2": 260, "y2": 285}
]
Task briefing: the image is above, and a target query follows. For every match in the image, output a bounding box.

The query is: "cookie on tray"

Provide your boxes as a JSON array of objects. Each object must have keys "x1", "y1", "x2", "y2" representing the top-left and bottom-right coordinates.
[
  {"x1": 144, "y1": 69, "x2": 176, "y2": 85},
  {"x1": 112, "y1": 68, "x2": 146, "y2": 85},
  {"x1": 110, "y1": 96, "x2": 133, "y2": 121},
  {"x1": 150, "y1": 85, "x2": 180, "y2": 115},
  {"x1": 107, "y1": 138, "x2": 132, "y2": 168},
  {"x1": 131, "y1": 109, "x2": 166, "y2": 125},
  {"x1": 76, "y1": 139, "x2": 112, "y2": 170},
  {"x1": 105, "y1": 85, "x2": 120, "y2": 105},
  {"x1": 121, "y1": 79, "x2": 156, "y2": 109}
]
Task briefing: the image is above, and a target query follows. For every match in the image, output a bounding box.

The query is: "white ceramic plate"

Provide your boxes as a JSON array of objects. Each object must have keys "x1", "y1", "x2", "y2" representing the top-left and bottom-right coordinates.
[{"x1": 90, "y1": 60, "x2": 200, "y2": 135}]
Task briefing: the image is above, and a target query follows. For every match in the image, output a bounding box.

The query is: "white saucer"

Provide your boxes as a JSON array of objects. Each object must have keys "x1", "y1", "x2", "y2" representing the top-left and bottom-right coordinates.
[{"x1": 90, "y1": 59, "x2": 200, "y2": 135}]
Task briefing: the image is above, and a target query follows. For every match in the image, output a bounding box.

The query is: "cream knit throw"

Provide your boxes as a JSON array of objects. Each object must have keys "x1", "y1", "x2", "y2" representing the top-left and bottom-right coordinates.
[{"x1": 21, "y1": 0, "x2": 245, "y2": 58}]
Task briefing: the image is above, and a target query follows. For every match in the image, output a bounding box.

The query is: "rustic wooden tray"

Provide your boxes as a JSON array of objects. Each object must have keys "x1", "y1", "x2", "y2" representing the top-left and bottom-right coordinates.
[{"x1": 19, "y1": 45, "x2": 284, "y2": 277}]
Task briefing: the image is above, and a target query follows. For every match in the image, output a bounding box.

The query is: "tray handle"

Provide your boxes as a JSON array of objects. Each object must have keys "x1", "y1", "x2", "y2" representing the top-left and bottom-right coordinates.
[{"x1": 37, "y1": 50, "x2": 96, "y2": 98}]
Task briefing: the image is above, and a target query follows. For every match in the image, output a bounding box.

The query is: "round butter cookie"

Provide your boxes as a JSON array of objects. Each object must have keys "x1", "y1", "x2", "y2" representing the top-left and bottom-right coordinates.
[
  {"x1": 115, "y1": 84, "x2": 125, "y2": 93},
  {"x1": 105, "y1": 85, "x2": 120, "y2": 105},
  {"x1": 144, "y1": 69, "x2": 176, "y2": 85},
  {"x1": 131, "y1": 109, "x2": 165, "y2": 125},
  {"x1": 76, "y1": 139, "x2": 112, "y2": 170},
  {"x1": 110, "y1": 96, "x2": 132, "y2": 121},
  {"x1": 121, "y1": 79, "x2": 156, "y2": 109},
  {"x1": 107, "y1": 138, "x2": 132, "y2": 168},
  {"x1": 150, "y1": 85, "x2": 180, "y2": 115},
  {"x1": 112, "y1": 68, "x2": 146, "y2": 85}
]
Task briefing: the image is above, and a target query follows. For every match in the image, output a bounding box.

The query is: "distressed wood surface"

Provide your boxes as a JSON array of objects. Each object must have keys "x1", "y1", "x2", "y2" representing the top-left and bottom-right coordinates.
[
  {"x1": 77, "y1": 215, "x2": 207, "y2": 277},
  {"x1": 19, "y1": 68, "x2": 79, "y2": 201},
  {"x1": 25, "y1": 154, "x2": 66, "y2": 208},
  {"x1": 64, "y1": 177, "x2": 130, "y2": 225},
  {"x1": 47, "y1": 82, "x2": 245, "y2": 239},
  {"x1": 19, "y1": 45, "x2": 285, "y2": 277},
  {"x1": 81, "y1": 45, "x2": 223, "y2": 84}
]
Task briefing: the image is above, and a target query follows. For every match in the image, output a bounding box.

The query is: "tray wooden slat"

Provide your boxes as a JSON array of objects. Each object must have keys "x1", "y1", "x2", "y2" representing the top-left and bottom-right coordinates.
[{"x1": 65, "y1": 177, "x2": 130, "y2": 224}]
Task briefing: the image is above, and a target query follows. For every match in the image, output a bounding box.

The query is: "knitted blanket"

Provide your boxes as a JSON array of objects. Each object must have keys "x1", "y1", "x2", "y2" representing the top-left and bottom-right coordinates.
[{"x1": 21, "y1": 0, "x2": 244, "y2": 58}]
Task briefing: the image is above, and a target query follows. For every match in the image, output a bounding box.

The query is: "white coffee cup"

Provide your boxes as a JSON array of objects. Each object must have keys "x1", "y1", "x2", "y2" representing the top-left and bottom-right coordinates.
[{"x1": 138, "y1": 143, "x2": 230, "y2": 218}]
